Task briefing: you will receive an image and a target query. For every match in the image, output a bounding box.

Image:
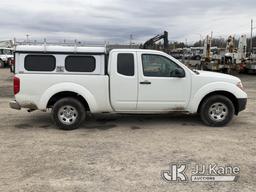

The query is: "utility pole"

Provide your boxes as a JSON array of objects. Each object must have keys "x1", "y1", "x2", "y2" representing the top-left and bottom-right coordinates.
[
  {"x1": 26, "y1": 34, "x2": 29, "y2": 43},
  {"x1": 251, "y1": 19, "x2": 253, "y2": 53},
  {"x1": 210, "y1": 31, "x2": 213, "y2": 49},
  {"x1": 199, "y1": 34, "x2": 202, "y2": 47},
  {"x1": 129, "y1": 34, "x2": 133, "y2": 48}
]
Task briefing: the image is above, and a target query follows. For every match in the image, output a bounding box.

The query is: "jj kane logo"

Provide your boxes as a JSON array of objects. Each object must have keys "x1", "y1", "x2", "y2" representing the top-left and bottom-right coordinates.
[{"x1": 161, "y1": 163, "x2": 240, "y2": 182}]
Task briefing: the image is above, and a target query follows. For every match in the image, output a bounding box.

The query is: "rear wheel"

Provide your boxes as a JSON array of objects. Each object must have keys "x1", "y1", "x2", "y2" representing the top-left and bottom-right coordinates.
[
  {"x1": 200, "y1": 95, "x2": 235, "y2": 127},
  {"x1": 52, "y1": 97, "x2": 86, "y2": 130}
]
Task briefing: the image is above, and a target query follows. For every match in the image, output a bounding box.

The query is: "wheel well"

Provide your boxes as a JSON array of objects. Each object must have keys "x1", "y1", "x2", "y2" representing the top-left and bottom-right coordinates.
[
  {"x1": 197, "y1": 91, "x2": 239, "y2": 115},
  {"x1": 47, "y1": 91, "x2": 90, "y2": 111}
]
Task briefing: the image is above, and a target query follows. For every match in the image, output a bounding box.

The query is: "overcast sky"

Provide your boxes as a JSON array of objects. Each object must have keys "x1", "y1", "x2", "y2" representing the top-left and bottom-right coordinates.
[{"x1": 0, "y1": 0, "x2": 255, "y2": 44}]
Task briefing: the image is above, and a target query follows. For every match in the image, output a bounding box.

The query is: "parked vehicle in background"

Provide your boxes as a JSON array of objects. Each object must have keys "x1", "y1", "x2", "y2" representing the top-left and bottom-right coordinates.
[
  {"x1": 202, "y1": 35, "x2": 247, "y2": 74},
  {"x1": 190, "y1": 47, "x2": 203, "y2": 60},
  {"x1": 0, "y1": 47, "x2": 14, "y2": 68},
  {"x1": 169, "y1": 48, "x2": 184, "y2": 60},
  {"x1": 10, "y1": 44, "x2": 247, "y2": 130},
  {"x1": 245, "y1": 47, "x2": 256, "y2": 73},
  {"x1": 170, "y1": 48, "x2": 193, "y2": 60},
  {"x1": 8, "y1": 57, "x2": 15, "y2": 72}
]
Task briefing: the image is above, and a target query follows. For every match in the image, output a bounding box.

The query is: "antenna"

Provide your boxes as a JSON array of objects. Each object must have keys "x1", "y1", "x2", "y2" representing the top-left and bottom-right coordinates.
[
  {"x1": 26, "y1": 34, "x2": 30, "y2": 43},
  {"x1": 130, "y1": 34, "x2": 133, "y2": 48}
]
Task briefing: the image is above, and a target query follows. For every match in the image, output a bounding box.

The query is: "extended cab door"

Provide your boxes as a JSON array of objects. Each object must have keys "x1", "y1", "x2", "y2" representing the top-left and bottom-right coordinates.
[
  {"x1": 109, "y1": 51, "x2": 138, "y2": 111},
  {"x1": 137, "y1": 52, "x2": 191, "y2": 111}
]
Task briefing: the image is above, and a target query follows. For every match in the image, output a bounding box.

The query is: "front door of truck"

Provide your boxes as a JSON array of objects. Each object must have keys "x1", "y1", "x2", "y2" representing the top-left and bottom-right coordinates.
[
  {"x1": 110, "y1": 51, "x2": 138, "y2": 111},
  {"x1": 137, "y1": 53, "x2": 191, "y2": 111}
]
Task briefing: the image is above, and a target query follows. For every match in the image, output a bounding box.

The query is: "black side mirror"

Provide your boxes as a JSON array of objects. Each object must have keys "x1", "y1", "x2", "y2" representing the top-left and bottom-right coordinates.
[{"x1": 174, "y1": 68, "x2": 185, "y2": 78}]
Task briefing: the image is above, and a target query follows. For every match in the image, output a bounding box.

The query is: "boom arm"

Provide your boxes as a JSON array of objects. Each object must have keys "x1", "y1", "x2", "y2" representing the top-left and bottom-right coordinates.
[{"x1": 143, "y1": 31, "x2": 169, "y2": 51}]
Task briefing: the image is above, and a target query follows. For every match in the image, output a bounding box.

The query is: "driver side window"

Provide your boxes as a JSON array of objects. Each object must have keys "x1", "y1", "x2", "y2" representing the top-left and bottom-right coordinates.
[{"x1": 142, "y1": 54, "x2": 183, "y2": 77}]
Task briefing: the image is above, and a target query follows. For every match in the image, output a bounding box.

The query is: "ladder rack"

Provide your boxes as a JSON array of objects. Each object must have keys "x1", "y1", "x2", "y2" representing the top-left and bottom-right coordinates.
[{"x1": 13, "y1": 38, "x2": 107, "y2": 47}]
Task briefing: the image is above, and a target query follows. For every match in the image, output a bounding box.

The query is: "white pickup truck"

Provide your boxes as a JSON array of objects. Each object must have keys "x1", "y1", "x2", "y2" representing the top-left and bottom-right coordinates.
[{"x1": 10, "y1": 45, "x2": 247, "y2": 130}]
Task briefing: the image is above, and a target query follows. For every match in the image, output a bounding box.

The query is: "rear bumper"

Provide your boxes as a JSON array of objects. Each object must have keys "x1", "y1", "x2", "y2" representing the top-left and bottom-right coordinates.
[
  {"x1": 9, "y1": 100, "x2": 21, "y2": 110},
  {"x1": 237, "y1": 98, "x2": 247, "y2": 113}
]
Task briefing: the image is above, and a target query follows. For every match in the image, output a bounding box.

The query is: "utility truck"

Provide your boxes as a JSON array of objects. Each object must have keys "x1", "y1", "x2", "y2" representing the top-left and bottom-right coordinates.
[
  {"x1": 202, "y1": 35, "x2": 247, "y2": 73},
  {"x1": 10, "y1": 44, "x2": 247, "y2": 130}
]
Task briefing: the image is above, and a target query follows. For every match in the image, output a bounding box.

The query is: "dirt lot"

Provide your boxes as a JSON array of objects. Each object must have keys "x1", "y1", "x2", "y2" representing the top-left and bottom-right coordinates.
[{"x1": 0, "y1": 68, "x2": 255, "y2": 192}]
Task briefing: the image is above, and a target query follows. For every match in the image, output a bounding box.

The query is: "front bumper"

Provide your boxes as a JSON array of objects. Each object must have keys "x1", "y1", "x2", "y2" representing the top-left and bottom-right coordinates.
[
  {"x1": 237, "y1": 98, "x2": 247, "y2": 113},
  {"x1": 9, "y1": 100, "x2": 21, "y2": 110}
]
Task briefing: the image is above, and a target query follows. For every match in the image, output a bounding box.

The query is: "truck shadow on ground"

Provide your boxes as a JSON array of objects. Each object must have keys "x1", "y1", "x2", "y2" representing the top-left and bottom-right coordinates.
[
  {"x1": 84, "y1": 113, "x2": 203, "y2": 130},
  {"x1": 14, "y1": 112, "x2": 204, "y2": 131}
]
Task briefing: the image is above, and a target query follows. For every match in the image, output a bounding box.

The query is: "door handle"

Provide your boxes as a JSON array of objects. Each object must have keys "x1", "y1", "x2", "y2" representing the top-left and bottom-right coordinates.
[{"x1": 140, "y1": 81, "x2": 151, "y2": 85}]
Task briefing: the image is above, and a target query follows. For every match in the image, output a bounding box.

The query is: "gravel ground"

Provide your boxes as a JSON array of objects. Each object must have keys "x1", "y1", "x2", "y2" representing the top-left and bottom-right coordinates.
[{"x1": 0, "y1": 68, "x2": 255, "y2": 192}]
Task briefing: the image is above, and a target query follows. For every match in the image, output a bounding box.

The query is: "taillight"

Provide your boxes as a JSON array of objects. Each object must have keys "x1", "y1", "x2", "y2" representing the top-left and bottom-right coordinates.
[{"x1": 13, "y1": 76, "x2": 20, "y2": 95}]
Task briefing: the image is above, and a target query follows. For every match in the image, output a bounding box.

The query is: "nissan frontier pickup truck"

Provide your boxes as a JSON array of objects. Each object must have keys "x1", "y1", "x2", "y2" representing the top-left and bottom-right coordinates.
[{"x1": 9, "y1": 45, "x2": 247, "y2": 130}]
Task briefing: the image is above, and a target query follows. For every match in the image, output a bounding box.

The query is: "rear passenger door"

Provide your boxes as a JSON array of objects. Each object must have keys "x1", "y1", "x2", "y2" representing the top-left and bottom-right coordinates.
[{"x1": 109, "y1": 51, "x2": 138, "y2": 111}]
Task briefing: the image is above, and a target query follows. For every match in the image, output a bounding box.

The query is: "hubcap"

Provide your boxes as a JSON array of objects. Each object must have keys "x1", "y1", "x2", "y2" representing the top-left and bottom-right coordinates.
[
  {"x1": 58, "y1": 105, "x2": 78, "y2": 125},
  {"x1": 208, "y1": 102, "x2": 228, "y2": 122}
]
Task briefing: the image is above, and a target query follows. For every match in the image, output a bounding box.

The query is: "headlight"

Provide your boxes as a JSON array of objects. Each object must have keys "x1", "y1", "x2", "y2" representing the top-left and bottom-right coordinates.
[{"x1": 237, "y1": 82, "x2": 244, "y2": 90}]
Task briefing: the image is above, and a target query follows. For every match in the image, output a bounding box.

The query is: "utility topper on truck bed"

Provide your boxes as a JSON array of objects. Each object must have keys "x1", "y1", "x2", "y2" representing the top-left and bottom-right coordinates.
[{"x1": 10, "y1": 44, "x2": 247, "y2": 130}]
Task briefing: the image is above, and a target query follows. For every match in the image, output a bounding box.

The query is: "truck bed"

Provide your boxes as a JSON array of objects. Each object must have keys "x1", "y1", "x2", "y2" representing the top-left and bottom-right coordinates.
[{"x1": 15, "y1": 74, "x2": 113, "y2": 113}]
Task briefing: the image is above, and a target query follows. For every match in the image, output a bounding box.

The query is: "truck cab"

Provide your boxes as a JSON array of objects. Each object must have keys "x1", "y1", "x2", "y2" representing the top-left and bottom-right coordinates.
[
  {"x1": 109, "y1": 49, "x2": 191, "y2": 112},
  {"x1": 10, "y1": 45, "x2": 247, "y2": 130}
]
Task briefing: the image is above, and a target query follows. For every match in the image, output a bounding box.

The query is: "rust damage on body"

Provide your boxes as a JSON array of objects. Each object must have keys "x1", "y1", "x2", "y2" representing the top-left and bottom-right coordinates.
[{"x1": 172, "y1": 106, "x2": 185, "y2": 111}]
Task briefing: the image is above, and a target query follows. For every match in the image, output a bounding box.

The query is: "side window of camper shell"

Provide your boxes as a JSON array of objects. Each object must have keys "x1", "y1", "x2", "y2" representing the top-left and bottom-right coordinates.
[{"x1": 24, "y1": 55, "x2": 56, "y2": 71}]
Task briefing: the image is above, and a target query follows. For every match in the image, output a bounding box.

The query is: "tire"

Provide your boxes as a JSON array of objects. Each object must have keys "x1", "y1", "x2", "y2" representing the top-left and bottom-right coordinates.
[
  {"x1": 52, "y1": 97, "x2": 86, "y2": 130},
  {"x1": 200, "y1": 95, "x2": 235, "y2": 127}
]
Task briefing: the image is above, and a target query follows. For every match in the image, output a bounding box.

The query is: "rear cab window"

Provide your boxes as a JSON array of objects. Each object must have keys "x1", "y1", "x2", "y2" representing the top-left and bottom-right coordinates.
[{"x1": 117, "y1": 53, "x2": 134, "y2": 76}]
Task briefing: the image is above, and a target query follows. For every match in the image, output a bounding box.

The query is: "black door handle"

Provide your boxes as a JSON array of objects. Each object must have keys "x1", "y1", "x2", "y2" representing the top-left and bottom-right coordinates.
[{"x1": 140, "y1": 81, "x2": 151, "y2": 85}]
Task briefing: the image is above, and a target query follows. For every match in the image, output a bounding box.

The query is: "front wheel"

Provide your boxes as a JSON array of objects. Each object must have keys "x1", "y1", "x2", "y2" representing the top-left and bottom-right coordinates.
[
  {"x1": 200, "y1": 95, "x2": 235, "y2": 127},
  {"x1": 52, "y1": 97, "x2": 86, "y2": 130}
]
